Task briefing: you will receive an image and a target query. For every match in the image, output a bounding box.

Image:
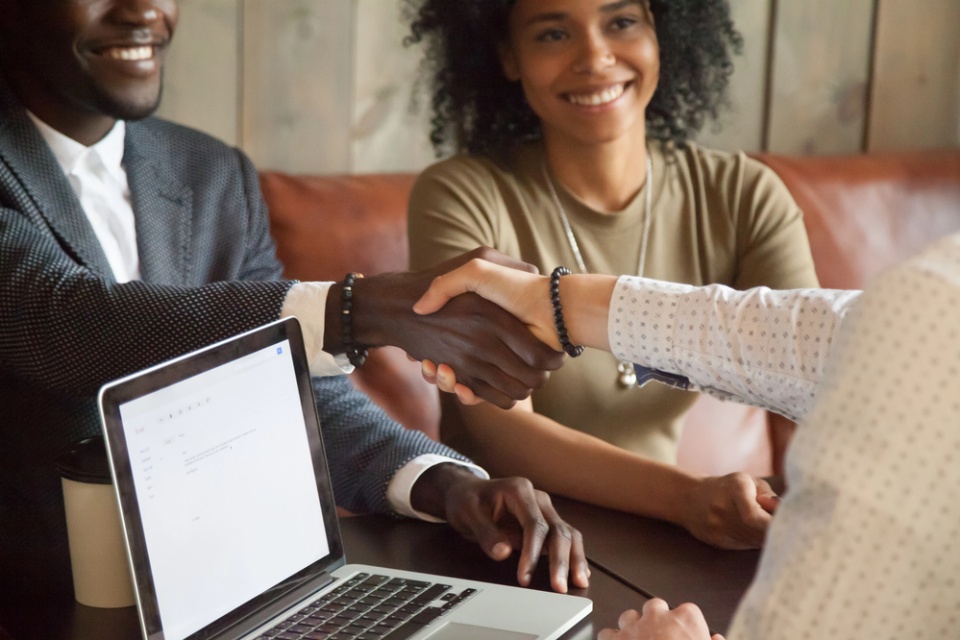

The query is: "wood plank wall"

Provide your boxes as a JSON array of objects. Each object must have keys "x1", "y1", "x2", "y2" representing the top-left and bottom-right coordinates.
[{"x1": 158, "y1": 0, "x2": 960, "y2": 174}]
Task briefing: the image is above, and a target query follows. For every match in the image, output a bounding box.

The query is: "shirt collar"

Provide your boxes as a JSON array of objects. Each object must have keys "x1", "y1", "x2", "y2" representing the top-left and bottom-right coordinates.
[{"x1": 26, "y1": 111, "x2": 127, "y2": 184}]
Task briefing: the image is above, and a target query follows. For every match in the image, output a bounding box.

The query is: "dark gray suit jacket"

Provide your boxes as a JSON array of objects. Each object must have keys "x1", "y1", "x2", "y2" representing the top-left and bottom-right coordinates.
[{"x1": 0, "y1": 85, "x2": 466, "y2": 595}]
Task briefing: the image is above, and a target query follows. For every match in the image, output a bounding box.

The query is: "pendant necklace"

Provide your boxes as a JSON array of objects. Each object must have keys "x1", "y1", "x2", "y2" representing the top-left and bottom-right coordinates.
[{"x1": 543, "y1": 148, "x2": 653, "y2": 390}]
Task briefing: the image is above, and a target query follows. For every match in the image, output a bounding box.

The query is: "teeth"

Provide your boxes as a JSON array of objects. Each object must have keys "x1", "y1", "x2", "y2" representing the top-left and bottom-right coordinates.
[
  {"x1": 107, "y1": 46, "x2": 154, "y2": 61},
  {"x1": 567, "y1": 84, "x2": 625, "y2": 106}
]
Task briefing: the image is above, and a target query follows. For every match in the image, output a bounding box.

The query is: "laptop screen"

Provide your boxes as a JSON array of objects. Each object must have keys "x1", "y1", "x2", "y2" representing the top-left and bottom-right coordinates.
[{"x1": 100, "y1": 319, "x2": 344, "y2": 640}]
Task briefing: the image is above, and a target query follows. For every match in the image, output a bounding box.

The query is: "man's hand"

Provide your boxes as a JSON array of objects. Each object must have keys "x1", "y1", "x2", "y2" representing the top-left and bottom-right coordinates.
[
  {"x1": 410, "y1": 464, "x2": 590, "y2": 593},
  {"x1": 597, "y1": 599, "x2": 721, "y2": 640},
  {"x1": 326, "y1": 248, "x2": 565, "y2": 409},
  {"x1": 680, "y1": 473, "x2": 780, "y2": 549}
]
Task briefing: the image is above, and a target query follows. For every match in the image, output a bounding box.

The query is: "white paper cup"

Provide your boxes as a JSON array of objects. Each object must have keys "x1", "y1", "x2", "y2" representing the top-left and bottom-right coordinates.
[{"x1": 56, "y1": 437, "x2": 135, "y2": 608}]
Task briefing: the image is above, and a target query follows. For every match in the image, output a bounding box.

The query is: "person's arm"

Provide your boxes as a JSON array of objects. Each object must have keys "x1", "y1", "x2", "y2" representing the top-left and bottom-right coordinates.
[
  {"x1": 451, "y1": 396, "x2": 777, "y2": 550},
  {"x1": 311, "y1": 374, "x2": 588, "y2": 593},
  {"x1": 607, "y1": 277, "x2": 859, "y2": 422},
  {"x1": 0, "y1": 206, "x2": 294, "y2": 396},
  {"x1": 414, "y1": 260, "x2": 861, "y2": 421},
  {"x1": 0, "y1": 142, "x2": 293, "y2": 395},
  {"x1": 322, "y1": 248, "x2": 565, "y2": 409},
  {"x1": 727, "y1": 235, "x2": 960, "y2": 639},
  {"x1": 2, "y1": 210, "x2": 559, "y2": 408}
]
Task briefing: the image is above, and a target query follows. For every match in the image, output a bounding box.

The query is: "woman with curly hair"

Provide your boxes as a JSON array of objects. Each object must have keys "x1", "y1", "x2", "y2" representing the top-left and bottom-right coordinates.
[{"x1": 404, "y1": 0, "x2": 819, "y2": 549}]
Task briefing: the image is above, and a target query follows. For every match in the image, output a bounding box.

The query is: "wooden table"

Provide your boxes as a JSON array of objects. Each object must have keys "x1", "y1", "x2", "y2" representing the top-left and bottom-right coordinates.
[
  {"x1": 553, "y1": 497, "x2": 760, "y2": 635},
  {"x1": 0, "y1": 500, "x2": 761, "y2": 639},
  {"x1": 0, "y1": 514, "x2": 647, "y2": 640}
]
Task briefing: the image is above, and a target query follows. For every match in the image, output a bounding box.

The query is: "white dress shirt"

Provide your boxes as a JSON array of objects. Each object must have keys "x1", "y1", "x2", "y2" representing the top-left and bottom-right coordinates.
[
  {"x1": 31, "y1": 115, "x2": 483, "y2": 521},
  {"x1": 28, "y1": 114, "x2": 141, "y2": 283},
  {"x1": 609, "y1": 234, "x2": 960, "y2": 639}
]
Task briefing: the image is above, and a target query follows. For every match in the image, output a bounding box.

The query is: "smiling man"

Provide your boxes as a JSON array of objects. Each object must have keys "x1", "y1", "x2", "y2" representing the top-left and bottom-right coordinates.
[
  {"x1": 5, "y1": 0, "x2": 174, "y2": 145},
  {"x1": 0, "y1": 0, "x2": 585, "y2": 599}
]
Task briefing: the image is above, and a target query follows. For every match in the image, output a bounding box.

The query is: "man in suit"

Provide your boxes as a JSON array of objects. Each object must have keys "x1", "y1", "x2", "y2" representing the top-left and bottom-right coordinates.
[{"x1": 0, "y1": 0, "x2": 587, "y2": 598}]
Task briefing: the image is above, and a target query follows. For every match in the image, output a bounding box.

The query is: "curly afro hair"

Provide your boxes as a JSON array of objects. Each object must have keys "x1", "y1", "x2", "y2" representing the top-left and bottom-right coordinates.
[{"x1": 403, "y1": 0, "x2": 742, "y2": 158}]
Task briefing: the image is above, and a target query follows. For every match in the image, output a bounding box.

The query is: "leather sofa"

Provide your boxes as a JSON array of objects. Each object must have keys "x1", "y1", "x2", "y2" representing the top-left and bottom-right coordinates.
[{"x1": 261, "y1": 148, "x2": 960, "y2": 477}]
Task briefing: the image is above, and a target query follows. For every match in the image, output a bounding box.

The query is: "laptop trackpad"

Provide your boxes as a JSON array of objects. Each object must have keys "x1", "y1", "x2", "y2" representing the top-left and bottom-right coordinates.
[{"x1": 424, "y1": 622, "x2": 538, "y2": 640}]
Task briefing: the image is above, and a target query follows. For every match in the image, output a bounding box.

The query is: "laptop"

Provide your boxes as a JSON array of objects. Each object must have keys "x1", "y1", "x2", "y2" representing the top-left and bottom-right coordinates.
[{"x1": 98, "y1": 317, "x2": 591, "y2": 640}]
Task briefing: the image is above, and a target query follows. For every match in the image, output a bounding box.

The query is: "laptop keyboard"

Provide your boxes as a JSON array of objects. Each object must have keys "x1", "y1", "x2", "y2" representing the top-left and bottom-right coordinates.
[{"x1": 255, "y1": 572, "x2": 478, "y2": 640}]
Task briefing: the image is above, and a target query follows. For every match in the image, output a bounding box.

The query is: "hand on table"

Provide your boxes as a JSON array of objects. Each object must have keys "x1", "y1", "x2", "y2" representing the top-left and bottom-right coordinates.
[
  {"x1": 597, "y1": 599, "x2": 721, "y2": 640},
  {"x1": 681, "y1": 473, "x2": 780, "y2": 550},
  {"x1": 343, "y1": 248, "x2": 564, "y2": 409},
  {"x1": 411, "y1": 463, "x2": 590, "y2": 594}
]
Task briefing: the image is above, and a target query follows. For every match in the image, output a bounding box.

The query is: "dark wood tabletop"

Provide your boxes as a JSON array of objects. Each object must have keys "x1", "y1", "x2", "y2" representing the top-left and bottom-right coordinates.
[
  {"x1": 553, "y1": 496, "x2": 760, "y2": 635},
  {"x1": 0, "y1": 514, "x2": 647, "y2": 640},
  {"x1": 0, "y1": 500, "x2": 761, "y2": 639}
]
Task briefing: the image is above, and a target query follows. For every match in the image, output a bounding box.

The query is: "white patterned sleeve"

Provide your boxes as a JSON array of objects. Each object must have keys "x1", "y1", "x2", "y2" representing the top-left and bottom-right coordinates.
[{"x1": 607, "y1": 277, "x2": 860, "y2": 421}]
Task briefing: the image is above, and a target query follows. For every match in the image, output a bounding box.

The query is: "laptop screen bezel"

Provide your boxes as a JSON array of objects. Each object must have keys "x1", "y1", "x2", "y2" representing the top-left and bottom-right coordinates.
[{"x1": 98, "y1": 317, "x2": 345, "y2": 640}]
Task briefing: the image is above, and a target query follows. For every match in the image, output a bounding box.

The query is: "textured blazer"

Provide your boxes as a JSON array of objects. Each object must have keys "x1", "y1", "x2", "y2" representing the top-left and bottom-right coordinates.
[{"x1": 0, "y1": 84, "x2": 465, "y2": 594}]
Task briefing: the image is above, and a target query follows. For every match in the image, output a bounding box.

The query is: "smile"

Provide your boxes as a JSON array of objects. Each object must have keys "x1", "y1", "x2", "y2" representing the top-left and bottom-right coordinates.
[
  {"x1": 565, "y1": 83, "x2": 627, "y2": 107},
  {"x1": 103, "y1": 46, "x2": 155, "y2": 62}
]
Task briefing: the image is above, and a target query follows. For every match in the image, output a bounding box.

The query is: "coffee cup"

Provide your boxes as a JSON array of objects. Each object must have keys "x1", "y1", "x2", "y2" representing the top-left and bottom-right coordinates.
[{"x1": 56, "y1": 436, "x2": 136, "y2": 608}]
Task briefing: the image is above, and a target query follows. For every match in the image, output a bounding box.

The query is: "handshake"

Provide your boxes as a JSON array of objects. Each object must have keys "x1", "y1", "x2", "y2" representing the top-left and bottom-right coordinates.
[{"x1": 323, "y1": 247, "x2": 607, "y2": 408}]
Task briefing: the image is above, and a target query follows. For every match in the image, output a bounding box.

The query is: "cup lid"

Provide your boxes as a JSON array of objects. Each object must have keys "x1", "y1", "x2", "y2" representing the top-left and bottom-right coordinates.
[{"x1": 56, "y1": 436, "x2": 112, "y2": 484}]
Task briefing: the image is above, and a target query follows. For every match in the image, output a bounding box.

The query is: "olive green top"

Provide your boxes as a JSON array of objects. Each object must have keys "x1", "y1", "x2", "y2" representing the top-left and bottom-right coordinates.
[{"x1": 408, "y1": 141, "x2": 820, "y2": 463}]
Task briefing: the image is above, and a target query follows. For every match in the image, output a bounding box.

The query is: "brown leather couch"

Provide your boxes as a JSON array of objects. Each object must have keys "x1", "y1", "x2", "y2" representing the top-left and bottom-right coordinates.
[{"x1": 261, "y1": 148, "x2": 960, "y2": 477}]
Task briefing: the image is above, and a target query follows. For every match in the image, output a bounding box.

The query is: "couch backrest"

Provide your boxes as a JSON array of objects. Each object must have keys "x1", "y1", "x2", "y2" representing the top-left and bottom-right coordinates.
[
  {"x1": 755, "y1": 149, "x2": 960, "y2": 289},
  {"x1": 261, "y1": 148, "x2": 960, "y2": 474}
]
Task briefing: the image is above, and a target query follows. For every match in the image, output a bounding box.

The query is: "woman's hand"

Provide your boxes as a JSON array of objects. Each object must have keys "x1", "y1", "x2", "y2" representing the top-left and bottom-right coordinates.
[
  {"x1": 413, "y1": 257, "x2": 558, "y2": 348},
  {"x1": 679, "y1": 473, "x2": 780, "y2": 549}
]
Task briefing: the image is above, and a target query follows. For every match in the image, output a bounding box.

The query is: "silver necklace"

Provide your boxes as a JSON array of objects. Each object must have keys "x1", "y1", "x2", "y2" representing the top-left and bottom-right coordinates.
[{"x1": 543, "y1": 150, "x2": 653, "y2": 389}]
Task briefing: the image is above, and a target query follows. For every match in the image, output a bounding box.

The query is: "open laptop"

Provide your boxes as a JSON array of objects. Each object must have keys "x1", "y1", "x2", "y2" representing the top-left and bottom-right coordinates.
[{"x1": 98, "y1": 317, "x2": 591, "y2": 640}]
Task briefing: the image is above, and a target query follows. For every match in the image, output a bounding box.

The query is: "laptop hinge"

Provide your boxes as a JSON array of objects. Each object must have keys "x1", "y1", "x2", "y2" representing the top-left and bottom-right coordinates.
[{"x1": 209, "y1": 564, "x2": 343, "y2": 640}]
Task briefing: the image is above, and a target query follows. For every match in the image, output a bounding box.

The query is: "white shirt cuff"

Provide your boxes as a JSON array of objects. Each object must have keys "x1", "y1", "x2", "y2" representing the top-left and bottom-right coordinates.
[
  {"x1": 281, "y1": 281, "x2": 354, "y2": 376},
  {"x1": 387, "y1": 454, "x2": 489, "y2": 523}
]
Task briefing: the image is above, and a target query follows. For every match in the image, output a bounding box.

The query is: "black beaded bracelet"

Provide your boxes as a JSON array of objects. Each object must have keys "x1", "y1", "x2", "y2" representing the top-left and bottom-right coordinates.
[
  {"x1": 340, "y1": 272, "x2": 369, "y2": 368},
  {"x1": 550, "y1": 266, "x2": 584, "y2": 358}
]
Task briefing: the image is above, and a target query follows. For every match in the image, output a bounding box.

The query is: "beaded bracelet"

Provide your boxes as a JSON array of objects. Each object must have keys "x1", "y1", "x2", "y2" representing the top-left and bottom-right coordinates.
[
  {"x1": 550, "y1": 266, "x2": 584, "y2": 358},
  {"x1": 340, "y1": 272, "x2": 369, "y2": 368}
]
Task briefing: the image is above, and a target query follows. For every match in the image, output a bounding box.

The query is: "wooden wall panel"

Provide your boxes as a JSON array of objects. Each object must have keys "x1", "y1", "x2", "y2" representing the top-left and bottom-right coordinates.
[
  {"x1": 351, "y1": 1, "x2": 437, "y2": 173},
  {"x1": 766, "y1": 0, "x2": 874, "y2": 155},
  {"x1": 694, "y1": 0, "x2": 770, "y2": 153},
  {"x1": 158, "y1": 0, "x2": 239, "y2": 146},
  {"x1": 867, "y1": 0, "x2": 960, "y2": 151},
  {"x1": 241, "y1": 0, "x2": 354, "y2": 173},
  {"x1": 155, "y1": 0, "x2": 960, "y2": 174}
]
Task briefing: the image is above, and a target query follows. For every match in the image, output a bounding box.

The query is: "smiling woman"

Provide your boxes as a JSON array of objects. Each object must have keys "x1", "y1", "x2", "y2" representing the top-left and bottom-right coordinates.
[
  {"x1": 0, "y1": 0, "x2": 178, "y2": 145},
  {"x1": 403, "y1": 0, "x2": 821, "y2": 550}
]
